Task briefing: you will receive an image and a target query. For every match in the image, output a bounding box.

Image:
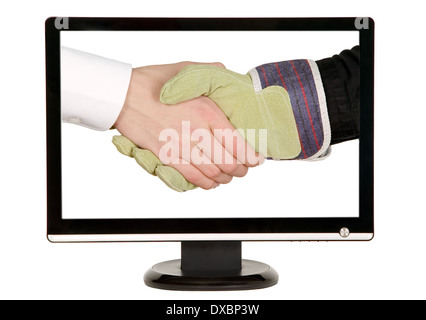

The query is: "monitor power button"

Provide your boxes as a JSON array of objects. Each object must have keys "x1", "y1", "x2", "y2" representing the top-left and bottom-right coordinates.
[{"x1": 340, "y1": 228, "x2": 350, "y2": 238}]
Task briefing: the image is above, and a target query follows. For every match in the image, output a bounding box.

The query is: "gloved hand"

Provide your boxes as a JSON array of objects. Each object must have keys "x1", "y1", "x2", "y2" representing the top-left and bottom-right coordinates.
[
  {"x1": 160, "y1": 60, "x2": 331, "y2": 160},
  {"x1": 112, "y1": 135, "x2": 197, "y2": 192}
]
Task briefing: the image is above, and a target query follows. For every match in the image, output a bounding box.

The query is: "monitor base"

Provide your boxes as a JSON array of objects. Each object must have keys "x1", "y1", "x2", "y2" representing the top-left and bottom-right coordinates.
[{"x1": 144, "y1": 241, "x2": 278, "y2": 291}]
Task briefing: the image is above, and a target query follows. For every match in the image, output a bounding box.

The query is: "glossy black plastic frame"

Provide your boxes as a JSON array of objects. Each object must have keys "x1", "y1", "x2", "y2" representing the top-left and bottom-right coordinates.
[{"x1": 46, "y1": 17, "x2": 374, "y2": 237}]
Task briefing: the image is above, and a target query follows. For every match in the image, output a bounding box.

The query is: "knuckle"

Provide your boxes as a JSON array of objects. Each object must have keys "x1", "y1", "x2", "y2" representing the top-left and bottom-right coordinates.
[
  {"x1": 208, "y1": 181, "x2": 219, "y2": 189},
  {"x1": 214, "y1": 62, "x2": 226, "y2": 68},
  {"x1": 200, "y1": 180, "x2": 216, "y2": 190},
  {"x1": 238, "y1": 166, "x2": 249, "y2": 177},
  {"x1": 184, "y1": 171, "x2": 201, "y2": 184},
  {"x1": 226, "y1": 163, "x2": 248, "y2": 177},
  {"x1": 178, "y1": 61, "x2": 193, "y2": 67},
  {"x1": 206, "y1": 166, "x2": 222, "y2": 179},
  {"x1": 222, "y1": 175, "x2": 233, "y2": 184},
  {"x1": 222, "y1": 162, "x2": 239, "y2": 175}
]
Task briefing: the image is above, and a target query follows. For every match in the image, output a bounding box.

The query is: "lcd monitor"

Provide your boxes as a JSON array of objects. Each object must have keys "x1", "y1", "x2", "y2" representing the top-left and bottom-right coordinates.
[{"x1": 46, "y1": 17, "x2": 374, "y2": 290}]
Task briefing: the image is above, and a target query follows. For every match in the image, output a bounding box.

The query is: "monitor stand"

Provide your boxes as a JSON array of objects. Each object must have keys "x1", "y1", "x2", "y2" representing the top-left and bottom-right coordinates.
[{"x1": 144, "y1": 241, "x2": 278, "y2": 291}]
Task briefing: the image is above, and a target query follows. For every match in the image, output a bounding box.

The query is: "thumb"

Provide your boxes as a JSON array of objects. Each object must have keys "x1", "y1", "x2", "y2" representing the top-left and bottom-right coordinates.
[
  {"x1": 164, "y1": 61, "x2": 225, "y2": 79},
  {"x1": 160, "y1": 65, "x2": 250, "y2": 105}
]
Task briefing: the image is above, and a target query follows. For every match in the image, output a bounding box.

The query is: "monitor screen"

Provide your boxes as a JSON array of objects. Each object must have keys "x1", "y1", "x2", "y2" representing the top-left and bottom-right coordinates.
[{"x1": 46, "y1": 18, "x2": 374, "y2": 242}]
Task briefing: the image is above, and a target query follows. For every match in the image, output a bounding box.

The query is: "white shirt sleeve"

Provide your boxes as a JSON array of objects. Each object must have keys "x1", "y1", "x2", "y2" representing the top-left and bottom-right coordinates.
[{"x1": 61, "y1": 46, "x2": 133, "y2": 131}]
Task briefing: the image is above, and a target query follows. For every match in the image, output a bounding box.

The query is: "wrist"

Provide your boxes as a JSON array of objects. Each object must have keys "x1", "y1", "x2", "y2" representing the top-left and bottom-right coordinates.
[
  {"x1": 114, "y1": 68, "x2": 144, "y2": 131},
  {"x1": 251, "y1": 59, "x2": 331, "y2": 160},
  {"x1": 113, "y1": 67, "x2": 168, "y2": 149}
]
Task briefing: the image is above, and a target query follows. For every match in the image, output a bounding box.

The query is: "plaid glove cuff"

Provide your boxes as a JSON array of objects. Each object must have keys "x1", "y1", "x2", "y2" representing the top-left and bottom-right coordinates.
[{"x1": 248, "y1": 59, "x2": 331, "y2": 160}]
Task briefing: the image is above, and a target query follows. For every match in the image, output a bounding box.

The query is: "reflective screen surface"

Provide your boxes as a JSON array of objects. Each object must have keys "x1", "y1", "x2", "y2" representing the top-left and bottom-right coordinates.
[{"x1": 60, "y1": 31, "x2": 359, "y2": 220}]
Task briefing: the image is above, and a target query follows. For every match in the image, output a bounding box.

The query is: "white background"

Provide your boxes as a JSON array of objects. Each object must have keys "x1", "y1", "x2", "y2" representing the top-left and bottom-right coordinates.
[
  {"x1": 61, "y1": 31, "x2": 359, "y2": 219},
  {"x1": 1, "y1": 0, "x2": 425, "y2": 300}
]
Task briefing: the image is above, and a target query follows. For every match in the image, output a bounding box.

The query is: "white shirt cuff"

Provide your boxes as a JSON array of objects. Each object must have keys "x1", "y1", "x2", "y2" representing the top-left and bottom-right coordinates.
[{"x1": 61, "y1": 46, "x2": 132, "y2": 131}]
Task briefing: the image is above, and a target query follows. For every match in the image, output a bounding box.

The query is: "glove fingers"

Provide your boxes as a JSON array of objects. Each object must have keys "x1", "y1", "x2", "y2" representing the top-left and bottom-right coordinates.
[
  {"x1": 133, "y1": 148, "x2": 196, "y2": 192},
  {"x1": 132, "y1": 148, "x2": 163, "y2": 175},
  {"x1": 132, "y1": 148, "x2": 197, "y2": 191},
  {"x1": 112, "y1": 135, "x2": 136, "y2": 157},
  {"x1": 160, "y1": 65, "x2": 251, "y2": 106},
  {"x1": 134, "y1": 150, "x2": 197, "y2": 191},
  {"x1": 113, "y1": 135, "x2": 197, "y2": 191},
  {"x1": 113, "y1": 135, "x2": 161, "y2": 175}
]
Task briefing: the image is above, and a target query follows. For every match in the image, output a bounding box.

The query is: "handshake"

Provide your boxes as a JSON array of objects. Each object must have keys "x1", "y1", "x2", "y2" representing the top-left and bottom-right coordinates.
[{"x1": 112, "y1": 59, "x2": 331, "y2": 192}]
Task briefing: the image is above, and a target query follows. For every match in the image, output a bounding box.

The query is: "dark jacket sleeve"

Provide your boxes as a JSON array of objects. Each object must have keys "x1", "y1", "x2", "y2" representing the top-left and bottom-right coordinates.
[{"x1": 316, "y1": 45, "x2": 360, "y2": 145}]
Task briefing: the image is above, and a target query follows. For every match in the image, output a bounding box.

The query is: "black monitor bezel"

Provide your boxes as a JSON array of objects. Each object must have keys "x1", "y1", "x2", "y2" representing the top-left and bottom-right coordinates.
[{"x1": 46, "y1": 17, "x2": 374, "y2": 237}]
